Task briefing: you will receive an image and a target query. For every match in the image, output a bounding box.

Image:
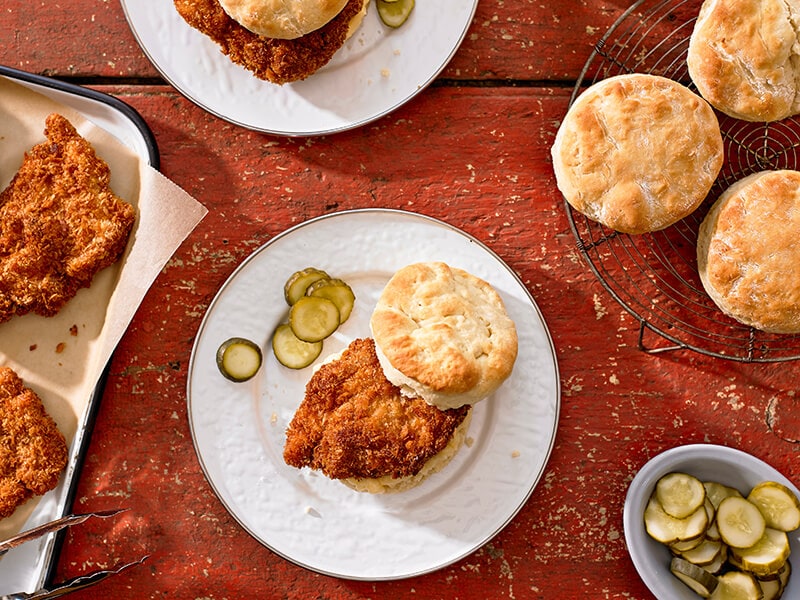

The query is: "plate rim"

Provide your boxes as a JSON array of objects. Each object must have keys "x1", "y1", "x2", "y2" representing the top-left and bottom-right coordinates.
[
  {"x1": 186, "y1": 208, "x2": 561, "y2": 580},
  {"x1": 119, "y1": 0, "x2": 478, "y2": 136}
]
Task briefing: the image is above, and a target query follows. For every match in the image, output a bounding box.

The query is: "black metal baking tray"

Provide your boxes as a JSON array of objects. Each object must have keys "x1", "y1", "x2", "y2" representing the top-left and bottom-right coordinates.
[{"x1": 0, "y1": 64, "x2": 158, "y2": 593}]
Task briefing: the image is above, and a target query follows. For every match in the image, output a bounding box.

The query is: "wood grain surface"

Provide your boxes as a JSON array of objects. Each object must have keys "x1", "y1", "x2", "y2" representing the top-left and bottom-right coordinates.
[{"x1": 2, "y1": 0, "x2": 799, "y2": 598}]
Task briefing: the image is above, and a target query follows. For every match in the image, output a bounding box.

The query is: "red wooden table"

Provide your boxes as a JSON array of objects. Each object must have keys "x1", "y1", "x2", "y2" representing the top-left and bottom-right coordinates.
[{"x1": 2, "y1": 0, "x2": 800, "y2": 598}]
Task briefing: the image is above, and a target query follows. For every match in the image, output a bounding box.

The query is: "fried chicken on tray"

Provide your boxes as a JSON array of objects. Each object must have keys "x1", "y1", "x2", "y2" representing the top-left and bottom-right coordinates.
[
  {"x1": 0, "y1": 113, "x2": 135, "y2": 324},
  {"x1": 0, "y1": 367, "x2": 68, "y2": 520}
]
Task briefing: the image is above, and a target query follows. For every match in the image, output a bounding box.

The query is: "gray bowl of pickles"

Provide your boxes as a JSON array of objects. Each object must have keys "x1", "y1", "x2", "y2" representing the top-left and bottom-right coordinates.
[{"x1": 623, "y1": 444, "x2": 800, "y2": 599}]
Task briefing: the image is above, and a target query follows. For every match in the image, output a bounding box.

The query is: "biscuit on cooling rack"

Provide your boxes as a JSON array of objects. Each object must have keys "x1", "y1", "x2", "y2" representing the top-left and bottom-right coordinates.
[
  {"x1": 552, "y1": 73, "x2": 723, "y2": 234},
  {"x1": 688, "y1": 0, "x2": 800, "y2": 122},
  {"x1": 697, "y1": 170, "x2": 800, "y2": 333}
]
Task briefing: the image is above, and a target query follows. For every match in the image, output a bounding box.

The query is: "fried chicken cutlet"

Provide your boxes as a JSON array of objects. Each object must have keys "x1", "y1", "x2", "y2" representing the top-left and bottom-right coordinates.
[
  {"x1": 283, "y1": 338, "x2": 471, "y2": 491},
  {"x1": 0, "y1": 367, "x2": 68, "y2": 520},
  {"x1": 174, "y1": 0, "x2": 366, "y2": 84},
  {"x1": 0, "y1": 113, "x2": 136, "y2": 324}
]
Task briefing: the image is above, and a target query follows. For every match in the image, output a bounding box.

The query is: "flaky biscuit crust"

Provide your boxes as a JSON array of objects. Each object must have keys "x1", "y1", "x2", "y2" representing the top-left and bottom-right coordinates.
[
  {"x1": 697, "y1": 170, "x2": 800, "y2": 333},
  {"x1": 687, "y1": 0, "x2": 800, "y2": 122},
  {"x1": 551, "y1": 74, "x2": 723, "y2": 234},
  {"x1": 370, "y1": 262, "x2": 518, "y2": 408}
]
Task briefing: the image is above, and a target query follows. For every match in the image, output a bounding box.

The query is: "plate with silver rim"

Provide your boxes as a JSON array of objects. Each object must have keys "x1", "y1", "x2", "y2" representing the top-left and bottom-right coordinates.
[
  {"x1": 120, "y1": 0, "x2": 478, "y2": 136},
  {"x1": 187, "y1": 209, "x2": 560, "y2": 579}
]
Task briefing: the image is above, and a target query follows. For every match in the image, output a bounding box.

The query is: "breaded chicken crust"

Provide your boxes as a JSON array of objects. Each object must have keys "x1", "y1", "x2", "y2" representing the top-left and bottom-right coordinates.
[
  {"x1": 0, "y1": 367, "x2": 68, "y2": 520},
  {"x1": 0, "y1": 113, "x2": 135, "y2": 324},
  {"x1": 173, "y1": 0, "x2": 365, "y2": 84},
  {"x1": 283, "y1": 338, "x2": 470, "y2": 481}
]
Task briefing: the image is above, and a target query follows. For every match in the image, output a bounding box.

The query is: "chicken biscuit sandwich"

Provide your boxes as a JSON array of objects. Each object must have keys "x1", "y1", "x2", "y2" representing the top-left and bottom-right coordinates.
[
  {"x1": 283, "y1": 337, "x2": 472, "y2": 493},
  {"x1": 283, "y1": 262, "x2": 518, "y2": 493},
  {"x1": 174, "y1": 0, "x2": 369, "y2": 84}
]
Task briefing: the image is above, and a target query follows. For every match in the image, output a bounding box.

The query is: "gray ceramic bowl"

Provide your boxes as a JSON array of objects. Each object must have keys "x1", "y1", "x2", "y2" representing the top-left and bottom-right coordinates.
[{"x1": 623, "y1": 444, "x2": 800, "y2": 599}]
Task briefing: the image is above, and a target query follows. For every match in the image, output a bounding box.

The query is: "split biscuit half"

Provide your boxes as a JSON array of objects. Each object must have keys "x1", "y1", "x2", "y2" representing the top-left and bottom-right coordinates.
[{"x1": 370, "y1": 262, "x2": 518, "y2": 410}]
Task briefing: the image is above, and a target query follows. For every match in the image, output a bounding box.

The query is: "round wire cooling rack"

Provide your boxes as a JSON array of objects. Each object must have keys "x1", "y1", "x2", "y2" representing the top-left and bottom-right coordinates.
[{"x1": 563, "y1": 0, "x2": 800, "y2": 362}]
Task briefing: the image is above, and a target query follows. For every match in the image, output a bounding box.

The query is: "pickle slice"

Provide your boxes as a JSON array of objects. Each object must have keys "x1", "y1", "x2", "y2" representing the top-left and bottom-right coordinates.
[
  {"x1": 284, "y1": 267, "x2": 330, "y2": 306},
  {"x1": 702, "y1": 546, "x2": 727, "y2": 575},
  {"x1": 758, "y1": 576, "x2": 781, "y2": 600},
  {"x1": 671, "y1": 534, "x2": 706, "y2": 553},
  {"x1": 709, "y1": 571, "x2": 762, "y2": 600},
  {"x1": 706, "y1": 515, "x2": 721, "y2": 542},
  {"x1": 670, "y1": 557, "x2": 718, "y2": 597},
  {"x1": 272, "y1": 324, "x2": 323, "y2": 369},
  {"x1": 307, "y1": 278, "x2": 356, "y2": 324},
  {"x1": 644, "y1": 494, "x2": 709, "y2": 544},
  {"x1": 679, "y1": 538, "x2": 724, "y2": 567},
  {"x1": 289, "y1": 296, "x2": 340, "y2": 342},
  {"x1": 704, "y1": 481, "x2": 743, "y2": 510},
  {"x1": 377, "y1": 0, "x2": 414, "y2": 28},
  {"x1": 216, "y1": 337, "x2": 263, "y2": 382},
  {"x1": 717, "y1": 496, "x2": 766, "y2": 549},
  {"x1": 731, "y1": 528, "x2": 790, "y2": 578},
  {"x1": 778, "y1": 561, "x2": 791, "y2": 595},
  {"x1": 747, "y1": 481, "x2": 800, "y2": 532},
  {"x1": 657, "y1": 472, "x2": 707, "y2": 519}
]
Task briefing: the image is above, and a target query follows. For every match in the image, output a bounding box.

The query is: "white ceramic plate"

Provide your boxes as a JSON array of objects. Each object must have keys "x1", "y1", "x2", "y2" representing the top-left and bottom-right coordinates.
[
  {"x1": 121, "y1": 0, "x2": 478, "y2": 136},
  {"x1": 187, "y1": 209, "x2": 560, "y2": 579},
  {"x1": 624, "y1": 444, "x2": 800, "y2": 599}
]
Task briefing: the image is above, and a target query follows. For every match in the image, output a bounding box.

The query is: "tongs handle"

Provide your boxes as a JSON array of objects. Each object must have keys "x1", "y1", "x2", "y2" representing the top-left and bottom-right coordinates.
[
  {"x1": 0, "y1": 509, "x2": 126, "y2": 557},
  {"x1": 0, "y1": 555, "x2": 148, "y2": 600}
]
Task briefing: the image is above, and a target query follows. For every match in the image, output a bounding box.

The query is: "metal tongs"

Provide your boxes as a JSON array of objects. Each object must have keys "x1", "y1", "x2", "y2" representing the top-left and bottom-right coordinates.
[{"x1": 0, "y1": 509, "x2": 148, "y2": 600}]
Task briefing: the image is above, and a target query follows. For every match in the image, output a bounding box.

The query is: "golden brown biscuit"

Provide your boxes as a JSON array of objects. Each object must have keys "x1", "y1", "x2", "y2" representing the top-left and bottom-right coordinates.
[
  {"x1": 697, "y1": 170, "x2": 800, "y2": 333},
  {"x1": 0, "y1": 367, "x2": 68, "y2": 519},
  {"x1": 551, "y1": 73, "x2": 724, "y2": 234},
  {"x1": 217, "y1": 0, "x2": 349, "y2": 39},
  {"x1": 687, "y1": 0, "x2": 800, "y2": 122},
  {"x1": 370, "y1": 262, "x2": 518, "y2": 409}
]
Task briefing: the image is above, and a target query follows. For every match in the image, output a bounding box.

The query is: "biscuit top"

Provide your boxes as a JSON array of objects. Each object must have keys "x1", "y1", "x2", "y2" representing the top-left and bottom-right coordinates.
[
  {"x1": 551, "y1": 73, "x2": 723, "y2": 234},
  {"x1": 370, "y1": 262, "x2": 518, "y2": 409},
  {"x1": 687, "y1": 0, "x2": 800, "y2": 122},
  {"x1": 218, "y1": 0, "x2": 350, "y2": 39},
  {"x1": 697, "y1": 170, "x2": 800, "y2": 333}
]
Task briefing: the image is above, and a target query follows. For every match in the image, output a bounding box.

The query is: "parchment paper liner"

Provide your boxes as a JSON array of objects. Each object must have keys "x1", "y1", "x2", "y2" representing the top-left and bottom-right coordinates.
[{"x1": 0, "y1": 76, "x2": 207, "y2": 588}]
